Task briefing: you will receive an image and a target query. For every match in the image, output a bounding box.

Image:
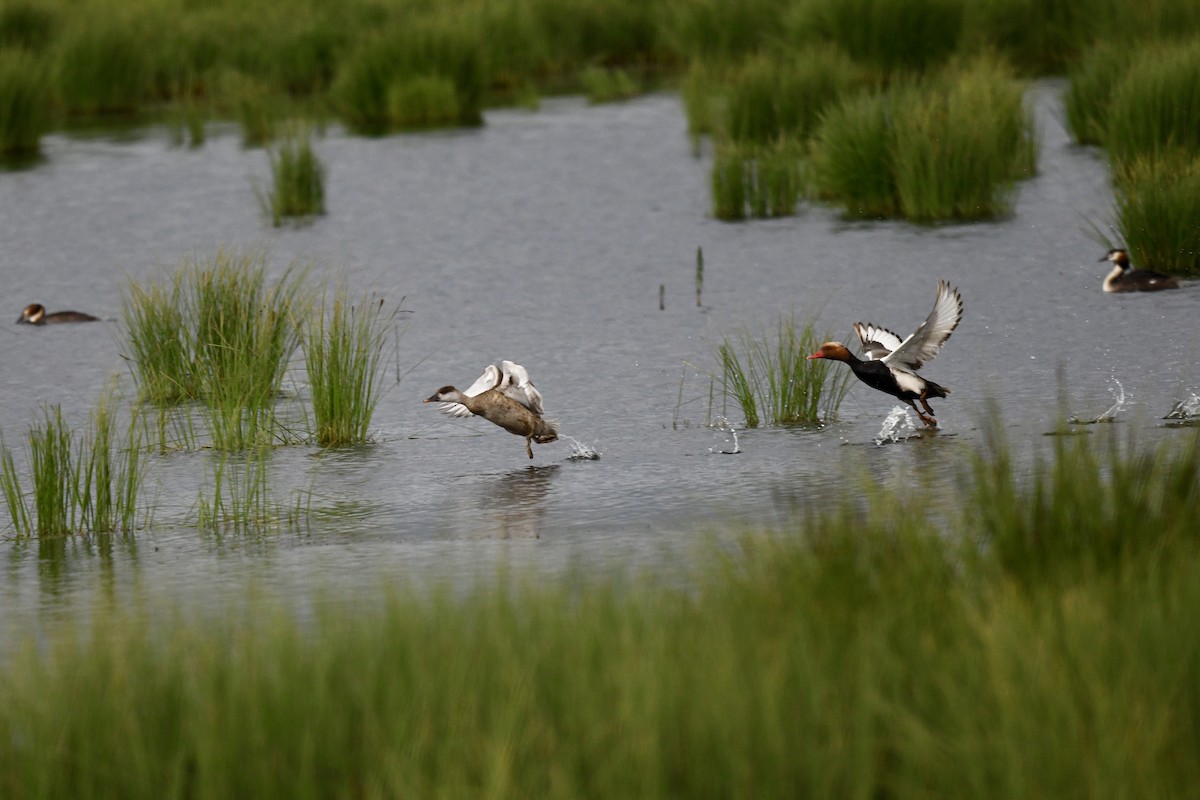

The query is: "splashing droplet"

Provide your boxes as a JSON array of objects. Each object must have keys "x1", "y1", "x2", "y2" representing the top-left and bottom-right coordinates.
[
  {"x1": 562, "y1": 436, "x2": 600, "y2": 460},
  {"x1": 875, "y1": 405, "x2": 917, "y2": 445},
  {"x1": 1164, "y1": 393, "x2": 1200, "y2": 420},
  {"x1": 709, "y1": 416, "x2": 741, "y2": 454}
]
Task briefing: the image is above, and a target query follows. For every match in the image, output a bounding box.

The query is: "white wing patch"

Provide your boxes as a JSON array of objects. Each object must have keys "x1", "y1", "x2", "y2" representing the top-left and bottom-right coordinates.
[
  {"x1": 891, "y1": 368, "x2": 926, "y2": 396},
  {"x1": 499, "y1": 360, "x2": 545, "y2": 415},
  {"x1": 853, "y1": 323, "x2": 904, "y2": 361},
  {"x1": 881, "y1": 280, "x2": 963, "y2": 371}
]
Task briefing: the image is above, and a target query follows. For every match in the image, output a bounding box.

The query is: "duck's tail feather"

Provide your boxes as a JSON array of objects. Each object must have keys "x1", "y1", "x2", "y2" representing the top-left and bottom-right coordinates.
[{"x1": 533, "y1": 417, "x2": 559, "y2": 443}]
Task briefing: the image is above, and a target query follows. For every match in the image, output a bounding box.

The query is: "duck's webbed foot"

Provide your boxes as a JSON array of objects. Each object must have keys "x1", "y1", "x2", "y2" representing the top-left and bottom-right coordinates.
[{"x1": 917, "y1": 398, "x2": 940, "y2": 428}]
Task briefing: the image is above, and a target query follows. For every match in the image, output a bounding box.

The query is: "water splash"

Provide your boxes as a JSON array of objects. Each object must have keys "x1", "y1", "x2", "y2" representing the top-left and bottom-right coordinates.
[
  {"x1": 874, "y1": 405, "x2": 917, "y2": 445},
  {"x1": 1164, "y1": 393, "x2": 1200, "y2": 421},
  {"x1": 709, "y1": 416, "x2": 741, "y2": 455},
  {"x1": 1069, "y1": 373, "x2": 1127, "y2": 424},
  {"x1": 562, "y1": 436, "x2": 601, "y2": 460}
]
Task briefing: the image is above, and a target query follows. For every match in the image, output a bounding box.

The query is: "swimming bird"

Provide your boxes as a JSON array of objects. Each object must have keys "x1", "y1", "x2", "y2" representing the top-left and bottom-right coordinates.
[
  {"x1": 425, "y1": 361, "x2": 559, "y2": 458},
  {"x1": 1100, "y1": 248, "x2": 1180, "y2": 293},
  {"x1": 808, "y1": 280, "x2": 963, "y2": 429},
  {"x1": 17, "y1": 303, "x2": 100, "y2": 325}
]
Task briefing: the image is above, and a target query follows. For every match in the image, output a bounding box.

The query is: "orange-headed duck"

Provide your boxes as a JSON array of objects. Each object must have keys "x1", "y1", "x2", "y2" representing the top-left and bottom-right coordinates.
[
  {"x1": 808, "y1": 280, "x2": 963, "y2": 429},
  {"x1": 1100, "y1": 249, "x2": 1180, "y2": 293},
  {"x1": 17, "y1": 303, "x2": 100, "y2": 325},
  {"x1": 425, "y1": 360, "x2": 558, "y2": 458}
]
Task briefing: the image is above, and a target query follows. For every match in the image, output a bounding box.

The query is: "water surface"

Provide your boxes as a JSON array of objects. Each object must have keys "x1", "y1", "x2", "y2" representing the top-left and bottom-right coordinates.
[{"x1": 2, "y1": 81, "x2": 1198, "y2": 646}]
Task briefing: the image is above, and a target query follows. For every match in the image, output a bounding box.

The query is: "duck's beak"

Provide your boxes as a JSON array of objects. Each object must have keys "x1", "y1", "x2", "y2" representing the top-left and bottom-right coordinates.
[
  {"x1": 423, "y1": 395, "x2": 439, "y2": 403},
  {"x1": 807, "y1": 352, "x2": 825, "y2": 360}
]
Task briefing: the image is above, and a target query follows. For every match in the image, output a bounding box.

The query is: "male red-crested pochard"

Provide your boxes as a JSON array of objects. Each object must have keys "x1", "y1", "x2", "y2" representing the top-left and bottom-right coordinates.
[
  {"x1": 425, "y1": 360, "x2": 558, "y2": 458},
  {"x1": 1099, "y1": 249, "x2": 1180, "y2": 293},
  {"x1": 808, "y1": 280, "x2": 963, "y2": 429},
  {"x1": 17, "y1": 303, "x2": 100, "y2": 325}
]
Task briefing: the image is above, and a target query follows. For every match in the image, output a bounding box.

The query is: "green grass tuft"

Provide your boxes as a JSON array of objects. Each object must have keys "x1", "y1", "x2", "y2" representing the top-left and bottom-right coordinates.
[
  {"x1": 266, "y1": 126, "x2": 325, "y2": 225},
  {"x1": 0, "y1": 48, "x2": 51, "y2": 156},
  {"x1": 788, "y1": 0, "x2": 964, "y2": 73},
  {"x1": 303, "y1": 288, "x2": 399, "y2": 447},
  {"x1": 1105, "y1": 38, "x2": 1200, "y2": 163},
  {"x1": 715, "y1": 314, "x2": 852, "y2": 426},
  {"x1": 1109, "y1": 152, "x2": 1200, "y2": 275},
  {"x1": 0, "y1": 393, "x2": 148, "y2": 538},
  {"x1": 4, "y1": 424, "x2": 1200, "y2": 795}
]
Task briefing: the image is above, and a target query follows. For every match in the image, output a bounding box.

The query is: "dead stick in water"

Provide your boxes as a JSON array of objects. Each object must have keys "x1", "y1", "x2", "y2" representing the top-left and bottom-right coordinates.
[{"x1": 695, "y1": 246, "x2": 704, "y2": 307}]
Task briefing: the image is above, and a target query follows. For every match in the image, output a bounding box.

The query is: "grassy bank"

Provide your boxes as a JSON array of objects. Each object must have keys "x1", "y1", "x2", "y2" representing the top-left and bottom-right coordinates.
[{"x1": 2, "y1": 426, "x2": 1198, "y2": 796}]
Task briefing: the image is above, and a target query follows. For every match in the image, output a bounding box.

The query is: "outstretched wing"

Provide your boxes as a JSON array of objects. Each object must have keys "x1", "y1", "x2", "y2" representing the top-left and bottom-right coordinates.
[
  {"x1": 499, "y1": 360, "x2": 545, "y2": 415},
  {"x1": 853, "y1": 323, "x2": 905, "y2": 361},
  {"x1": 440, "y1": 364, "x2": 501, "y2": 418},
  {"x1": 881, "y1": 280, "x2": 963, "y2": 371}
]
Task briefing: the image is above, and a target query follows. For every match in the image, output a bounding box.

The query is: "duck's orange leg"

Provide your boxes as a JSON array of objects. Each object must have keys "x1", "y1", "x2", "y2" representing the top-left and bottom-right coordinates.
[{"x1": 907, "y1": 398, "x2": 938, "y2": 429}]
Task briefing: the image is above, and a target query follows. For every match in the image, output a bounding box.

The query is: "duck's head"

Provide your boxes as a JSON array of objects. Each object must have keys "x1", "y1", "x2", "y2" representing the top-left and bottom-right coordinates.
[
  {"x1": 424, "y1": 386, "x2": 460, "y2": 403},
  {"x1": 808, "y1": 342, "x2": 853, "y2": 362},
  {"x1": 17, "y1": 303, "x2": 45, "y2": 324},
  {"x1": 1100, "y1": 249, "x2": 1131, "y2": 269}
]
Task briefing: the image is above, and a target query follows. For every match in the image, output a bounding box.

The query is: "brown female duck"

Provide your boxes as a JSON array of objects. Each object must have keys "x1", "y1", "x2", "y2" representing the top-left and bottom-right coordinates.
[{"x1": 425, "y1": 361, "x2": 559, "y2": 458}]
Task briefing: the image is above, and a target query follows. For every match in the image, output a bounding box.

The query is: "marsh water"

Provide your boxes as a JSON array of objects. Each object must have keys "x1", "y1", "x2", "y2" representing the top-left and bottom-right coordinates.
[{"x1": 2, "y1": 81, "x2": 1198, "y2": 645}]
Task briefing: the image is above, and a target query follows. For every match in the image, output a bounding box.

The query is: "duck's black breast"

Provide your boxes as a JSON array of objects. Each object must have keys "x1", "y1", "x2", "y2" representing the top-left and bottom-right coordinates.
[{"x1": 849, "y1": 358, "x2": 911, "y2": 400}]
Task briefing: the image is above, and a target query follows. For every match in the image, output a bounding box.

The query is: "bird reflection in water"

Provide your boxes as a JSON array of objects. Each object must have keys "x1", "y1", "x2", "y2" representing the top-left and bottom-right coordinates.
[{"x1": 478, "y1": 464, "x2": 560, "y2": 539}]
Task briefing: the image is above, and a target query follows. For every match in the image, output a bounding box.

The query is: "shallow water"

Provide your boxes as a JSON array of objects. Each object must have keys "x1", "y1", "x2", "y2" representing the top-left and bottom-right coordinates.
[{"x1": 2, "y1": 81, "x2": 1198, "y2": 646}]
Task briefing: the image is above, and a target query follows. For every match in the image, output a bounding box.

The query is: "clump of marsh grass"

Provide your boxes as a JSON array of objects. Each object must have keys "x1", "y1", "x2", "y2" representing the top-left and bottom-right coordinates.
[
  {"x1": 264, "y1": 126, "x2": 325, "y2": 225},
  {"x1": 196, "y1": 448, "x2": 305, "y2": 534},
  {"x1": 9, "y1": 424, "x2": 1200, "y2": 797},
  {"x1": 1109, "y1": 152, "x2": 1200, "y2": 276},
  {"x1": 722, "y1": 48, "x2": 866, "y2": 146},
  {"x1": 810, "y1": 90, "x2": 898, "y2": 218},
  {"x1": 580, "y1": 66, "x2": 638, "y2": 103},
  {"x1": 302, "y1": 288, "x2": 400, "y2": 447},
  {"x1": 715, "y1": 314, "x2": 851, "y2": 427},
  {"x1": 787, "y1": 0, "x2": 963, "y2": 73},
  {"x1": 711, "y1": 139, "x2": 803, "y2": 220},
  {"x1": 813, "y1": 57, "x2": 1037, "y2": 222},
  {"x1": 0, "y1": 49, "x2": 51, "y2": 156},
  {"x1": 122, "y1": 249, "x2": 306, "y2": 413},
  {"x1": 1104, "y1": 38, "x2": 1200, "y2": 163},
  {"x1": 1064, "y1": 40, "x2": 1126, "y2": 146},
  {"x1": 890, "y1": 59, "x2": 1036, "y2": 221},
  {"x1": 334, "y1": 18, "x2": 485, "y2": 134},
  {"x1": 54, "y1": 16, "x2": 151, "y2": 115},
  {"x1": 0, "y1": 395, "x2": 148, "y2": 538}
]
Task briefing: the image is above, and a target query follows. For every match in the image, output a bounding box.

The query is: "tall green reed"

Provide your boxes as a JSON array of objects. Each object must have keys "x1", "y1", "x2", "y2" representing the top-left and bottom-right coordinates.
[
  {"x1": 6, "y1": 425, "x2": 1200, "y2": 797},
  {"x1": 810, "y1": 90, "x2": 898, "y2": 218},
  {"x1": 0, "y1": 397, "x2": 147, "y2": 538},
  {"x1": 54, "y1": 15, "x2": 151, "y2": 114},
  {"x1": 715, "y1": 314, "x2": 851, "y2": 426},
  {"x1": 1105, "y1": 38, "x2": 1200, "y2": 163},
  {"x1": 812, "y1": 57, "x2": 1036, "y2": 221},
  {"x1": 723, "y1": 48, "x2": 866, "y2": 145},
  {"x1": 265, "y1": 126, "x2": 325, "y2": 225},
  {"x1": 788, "y1": 0, "x2": 963, "y2": 73},
  {"x1": 0, "y1": 49, "x2": 51, "y2": 156},
  {"x1": 303, "y1": 288, "x2": 398, "y2": 447},
  {"x1": 1109, "y1": 152, "x2": 1200, "y2": 275},
  {"x1": 334, "y1": 17, "x2": 485, "y2": 134},
  {"x1": 196, "y1": 448, "x2": 295, "y2": 534},
  {"x1": 121, "y1": 249, "x2": 305, "y2": 416},
  {"x1": 890, "y1": 58, "x2": 1036, "y2": 221},
  {"x1": 1064, "y1": 40, "x2": 1126, "y2": 146},
  {"x1": 711, "y1": 139, "x2": 803, "y2": 220}
]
